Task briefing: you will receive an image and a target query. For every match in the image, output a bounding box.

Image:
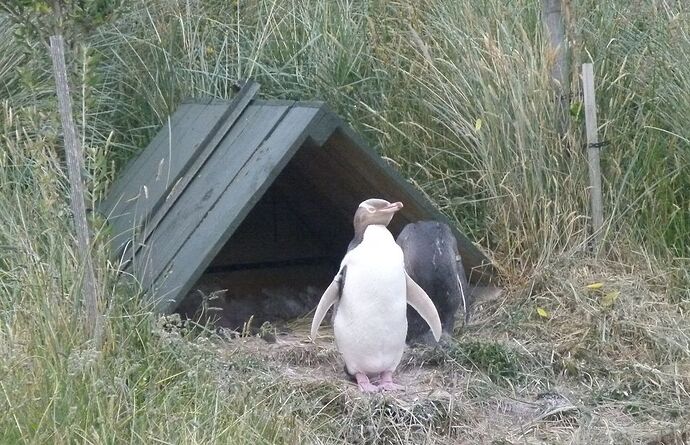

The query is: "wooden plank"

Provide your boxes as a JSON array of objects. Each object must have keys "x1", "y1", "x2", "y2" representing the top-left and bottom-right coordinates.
[
  {"x1": 99, "y1": 104, "x2": 197, "y2": 254},
  {"x1": 136, "y1": 103, "x2": 294, "y2": 292},
  {"x1": 253, "y1": 99, "x2": 322, "y2": 106},
  {"x1": 114, "y1": 103, "x2": 230, "y2": 222},
  {"x1": 104, "y1": 103, "x2": 231, "y2": 254},
  {"x1": 303, "y1": 107, "x2": 340, "y2": 146},
  {"x1": 542, "y1": 0, "x2": 570, "y2": 134},
  {"x1": 582, "y1": 63, "x2": 604, "y2": 252},
  {"x1": 319, "y1": 125, "x2": 497, "y2": 284},
  {"x1": 98, "y1": 103, "x2": 197, "y2": 216},
  {"x1": 543, "y1": 0, "x2": 568, "y2": 89},
  {"x1": 121, "y1": 83, "x2": 260, "y2": 263},
  {"x1": 150, "y1": 106, "x2": 322, "y2": 312},
  {"x1": 142, "y1": 83, "x2": 259, "y2": 237}
]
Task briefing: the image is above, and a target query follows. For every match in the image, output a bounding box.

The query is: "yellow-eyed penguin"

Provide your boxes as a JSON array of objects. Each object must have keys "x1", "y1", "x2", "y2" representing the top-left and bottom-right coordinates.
[{"x1": 311, "y1": 199, "x2": 442, "y2": 392}]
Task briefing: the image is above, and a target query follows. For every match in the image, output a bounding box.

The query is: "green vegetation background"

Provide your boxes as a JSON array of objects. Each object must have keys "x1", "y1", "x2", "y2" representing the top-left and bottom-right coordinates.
[{"x1": 1, "y1": 0, "x2": 688, "y2": 443}]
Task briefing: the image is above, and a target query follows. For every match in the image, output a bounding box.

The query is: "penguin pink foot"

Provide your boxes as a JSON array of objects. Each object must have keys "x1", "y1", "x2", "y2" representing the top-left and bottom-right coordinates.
[
  {"x1": 355, "y1": 372, "x2": 379, "y2": 393},
  {"x1": 377, "y1": 370, "x2": 404, "y2": 391}
]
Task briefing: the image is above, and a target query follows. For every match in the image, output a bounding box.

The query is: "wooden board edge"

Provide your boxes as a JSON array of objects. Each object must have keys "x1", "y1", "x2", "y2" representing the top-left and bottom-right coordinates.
[
  {"x1": 151, "y1": 105, "x2": 324, "y2": 312},
  {"x1": 308, "y1": 106, "x2": 498, "y2": 284}
]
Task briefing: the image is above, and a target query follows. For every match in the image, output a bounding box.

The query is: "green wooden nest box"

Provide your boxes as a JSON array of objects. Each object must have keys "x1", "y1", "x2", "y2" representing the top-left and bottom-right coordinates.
[{"x1": 98, "y1": 82, "x2": 496, "y2": 315}]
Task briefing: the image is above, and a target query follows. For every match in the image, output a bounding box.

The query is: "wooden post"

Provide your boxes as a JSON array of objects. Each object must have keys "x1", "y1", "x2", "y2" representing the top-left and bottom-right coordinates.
[
  {"x1": 543, "y1": 0, "x2": 568, "y2": 89},
  {"x1": 49, "y1": 35, "x2": 101, "y2": 340},
  {"x1": 543, "y1": 0, "x2": 570, "y2": 133},
  {"x1": 582, "y1": 63, "x2": 604, "y2": 252}
]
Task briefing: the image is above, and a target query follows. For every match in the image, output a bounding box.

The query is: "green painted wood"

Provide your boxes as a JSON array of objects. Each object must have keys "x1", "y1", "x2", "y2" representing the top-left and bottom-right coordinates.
[
  {"x1": 136, "y1": 103, "x2": 295, "y2": 293},
  {"x1": 121, "y1": 83, "x2": 260, "y2": 265},
  {"x1": 303, "y1": 108, "x2": 340, "y2": 145},
  {"x1": 102, "y1": 103, "x2": 231, "y2": 255},
  {"x1": 118, "y1": 102, "x2": 230, "y2": 227},
  {"x1": 288, "y1": 104, "x2": 496, "y2": 283},
  {"x1": 98, "y1": 103, "x2": 196, "y2": 216},
  {"x1": 99, "y1": 103, "x2": 203, "y2": 256},
  {"x1": 151, "y1": 106, "x2": 322, "y2": 312},
  {"x1": 326, "y1": 126, "x2": 497, "y2": 284}
]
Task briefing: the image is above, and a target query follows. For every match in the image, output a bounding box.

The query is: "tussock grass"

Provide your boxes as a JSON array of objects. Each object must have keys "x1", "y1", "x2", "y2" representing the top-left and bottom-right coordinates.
[
  {"x1": 88, "y1": 0, "x2": 690, "y2": 273},
  {"x1": 1, "y1": 0, "x2": 689, "y2": 443}
]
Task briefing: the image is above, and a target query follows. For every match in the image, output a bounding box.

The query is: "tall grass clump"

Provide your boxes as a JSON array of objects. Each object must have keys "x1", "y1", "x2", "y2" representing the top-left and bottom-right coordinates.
[
  {"x1": 389, "y1": 1, "x2": 588, "y2": 274},
  {"x1": 371, "y1": 1, "x2": 689, "y2": 278},
  {"x1": 575, "y1": 0, "x2": 690, "y2": 259},
  {"x1": 91, "y1": 0, "x2": 690, "y2": 278},
  {"x1": 92, "y1": 0, "x2": 399, "y2": 171}
]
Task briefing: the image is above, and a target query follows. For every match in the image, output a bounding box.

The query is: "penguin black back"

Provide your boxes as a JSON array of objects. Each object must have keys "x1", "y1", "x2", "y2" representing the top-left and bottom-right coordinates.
[{"x1": 396, "y1": 221, "x2": 471, "y2": 344}]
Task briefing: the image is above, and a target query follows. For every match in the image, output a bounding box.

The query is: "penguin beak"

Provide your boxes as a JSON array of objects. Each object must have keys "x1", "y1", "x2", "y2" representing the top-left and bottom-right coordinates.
[{"x1": 380, "y1": 201, "x2": 403, "y2": 213}]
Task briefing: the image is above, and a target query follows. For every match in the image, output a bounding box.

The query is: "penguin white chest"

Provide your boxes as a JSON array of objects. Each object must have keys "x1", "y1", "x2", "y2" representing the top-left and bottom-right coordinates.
[{"x1": 334, "y1": 226, "x2": 408, "y2": 376}]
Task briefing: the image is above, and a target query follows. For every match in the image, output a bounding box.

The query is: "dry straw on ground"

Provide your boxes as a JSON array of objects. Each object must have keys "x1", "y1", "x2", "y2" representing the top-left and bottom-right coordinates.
[{"x1": 197, "y1": 253, "x2": 689, "y2": 444}]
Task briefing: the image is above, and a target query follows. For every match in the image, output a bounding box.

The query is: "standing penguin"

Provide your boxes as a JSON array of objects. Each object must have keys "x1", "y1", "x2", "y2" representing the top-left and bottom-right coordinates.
[
  {"x1": 311, "y1": 199, "x2": 442, "y2": 392},
  {"x1": 396, "y1": 221, "x2": 471, "y2": 345}
]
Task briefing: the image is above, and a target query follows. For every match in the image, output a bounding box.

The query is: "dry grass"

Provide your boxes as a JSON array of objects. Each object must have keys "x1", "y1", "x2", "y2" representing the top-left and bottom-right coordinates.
[{"x1": 205, "y1": 254, "x2": 689, "y2": 444}]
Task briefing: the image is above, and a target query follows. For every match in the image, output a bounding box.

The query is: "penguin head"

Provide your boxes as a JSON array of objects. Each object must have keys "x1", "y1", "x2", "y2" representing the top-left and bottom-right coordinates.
[{"x1": 353, "y1": 199, "x2": 403, "y2": 232}]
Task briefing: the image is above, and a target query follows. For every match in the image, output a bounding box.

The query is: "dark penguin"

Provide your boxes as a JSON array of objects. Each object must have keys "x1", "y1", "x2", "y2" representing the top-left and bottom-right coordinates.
[{"x1": 396, "y1": 221, "x2": 471, "y2": 344}]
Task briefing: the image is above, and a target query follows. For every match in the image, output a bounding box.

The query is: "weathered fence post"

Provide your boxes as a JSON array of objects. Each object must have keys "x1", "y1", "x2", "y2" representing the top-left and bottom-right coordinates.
[
  {"x1": 543, "y1": 0, "x2": 568, "y2": 89},
  {"x1": 49, "y1": 34, "x2": 101, "y2": 340},
  {"x1": 582, "y1": 63, "x2": 604, "y2": 252},
  {"x1": 543, "y1": 0, "x2": 570, "y2": 133}
]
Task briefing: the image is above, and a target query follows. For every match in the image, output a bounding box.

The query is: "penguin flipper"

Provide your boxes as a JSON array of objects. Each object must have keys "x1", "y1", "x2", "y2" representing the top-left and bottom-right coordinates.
[
  {"x1": 310, "y1": 269, "x2": 344, "y2": 340},
  {"x1": 405, "y1": 272, "x2": 442, "y2": 341}
]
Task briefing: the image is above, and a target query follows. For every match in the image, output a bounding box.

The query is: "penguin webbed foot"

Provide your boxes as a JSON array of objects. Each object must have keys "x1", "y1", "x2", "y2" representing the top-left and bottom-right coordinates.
[
  {"x1": 377, "y1": 371, "x2": 404, "y2": 391},
  {"x1": 353, "y1": 371, "x2": 405, "y2": 392},
  {"x1": 355, "y1": 372, "x2": 379, "y2": 393}
]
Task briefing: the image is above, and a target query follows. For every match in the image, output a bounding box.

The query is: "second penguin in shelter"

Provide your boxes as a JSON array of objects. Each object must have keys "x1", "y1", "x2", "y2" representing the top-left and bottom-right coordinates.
[{"x1": 397, "y1": 220, "x2": 471, "y2": 344}]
